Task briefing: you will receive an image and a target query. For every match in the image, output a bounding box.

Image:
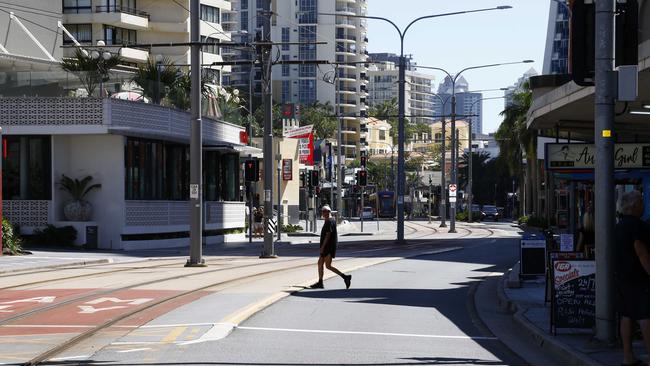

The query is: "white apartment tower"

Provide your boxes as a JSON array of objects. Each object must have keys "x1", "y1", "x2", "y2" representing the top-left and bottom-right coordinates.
[
  {"x1": 228, "y1": 0, "x2": 370, "y2": 161},
  {"x1": 367, "y1": 61, "x2": 435, "y2": 125},
  {"x1": 58, "y1": 0, "x2": 232, "y2": 81}
]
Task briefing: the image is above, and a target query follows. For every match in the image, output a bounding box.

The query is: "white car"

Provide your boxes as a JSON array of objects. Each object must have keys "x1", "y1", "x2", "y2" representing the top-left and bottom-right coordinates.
[{"x1": 361, "y1": 207, "x2": 375, "y2": 220}]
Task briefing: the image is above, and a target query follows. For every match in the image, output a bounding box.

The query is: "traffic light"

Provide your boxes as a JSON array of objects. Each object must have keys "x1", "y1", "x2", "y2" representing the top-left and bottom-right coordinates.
[
  {"x1": 357, "y1": 170, "x2": 367, "y2": 187},
  {"x1": 310, "y1": 170, "x2": 319, "y2": 188},
  {"x1": 570, "y1": 0, "x2": 595, "y2": 86},
  {"x1": 570, "y1": 0, "x2": 638, "y2": 86},
  {"x1": 244, "y1": 160, "x2": 259, "y2": 182},
  {"x1": 360, "y1": 156, "x2": 367, "y2": 168},
  {"x1": 300, "y1": 170, "x2": 307, "y2": 187}
]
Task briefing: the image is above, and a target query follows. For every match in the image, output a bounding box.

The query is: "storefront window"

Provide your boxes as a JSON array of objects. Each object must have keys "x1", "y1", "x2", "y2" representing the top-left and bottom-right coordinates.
[
  {"x1": 125, "y1": 137, "x2": 240, "y2": 201},
  {"x1": 2, "y1": 136, "x2": 52, "y2": 200}
]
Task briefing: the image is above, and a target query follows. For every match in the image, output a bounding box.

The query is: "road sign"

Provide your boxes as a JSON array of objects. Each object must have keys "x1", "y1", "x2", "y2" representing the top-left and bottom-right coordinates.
[
  {"x1": 190, "y1": 184, "x2": 199, "y2": 199},
  {"x1": 449, "y1": 184, "x2": 457, "y2": 197},
  {"x1": 449, "y1": 196, "x2": 457, "y2": 203}
]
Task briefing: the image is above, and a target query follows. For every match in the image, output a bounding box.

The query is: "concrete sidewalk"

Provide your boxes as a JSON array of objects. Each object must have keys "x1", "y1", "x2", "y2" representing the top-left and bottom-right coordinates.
[{"x1": 497, "y1": 262, "x2": 647, "y2": 366}]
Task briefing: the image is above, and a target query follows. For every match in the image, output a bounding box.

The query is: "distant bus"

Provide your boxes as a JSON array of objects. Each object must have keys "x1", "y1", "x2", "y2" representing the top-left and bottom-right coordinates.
[{"x1": 369, "y1": 191, "x2": 396, "y2": 218}]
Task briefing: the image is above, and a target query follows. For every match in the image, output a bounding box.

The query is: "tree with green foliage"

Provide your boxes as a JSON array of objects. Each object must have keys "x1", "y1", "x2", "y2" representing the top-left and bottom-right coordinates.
[
  {"x1": 495, "y1": 82, "x2": 536, "y2": 214},
  {"x1": 132, "y1": 57, "x2": 179, "y2": 103},
  {"x1": 299, "y1": 101, "x2": 337, "y2": 139},
  {"x1": 60, "y1": 48, "x2": 122, "y2": 96}
]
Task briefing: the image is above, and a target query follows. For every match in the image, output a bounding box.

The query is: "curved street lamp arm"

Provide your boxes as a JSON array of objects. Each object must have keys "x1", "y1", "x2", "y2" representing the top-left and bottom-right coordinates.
[
  {"x1": 319, "y1": 13, "x2": 403, "y2": 38},
  {"x1": 455, "y1": 61, "x2": 532, "y2": 83},
  {"x1": 403, "y1": 7, "x2": 510, "y2": 38}
]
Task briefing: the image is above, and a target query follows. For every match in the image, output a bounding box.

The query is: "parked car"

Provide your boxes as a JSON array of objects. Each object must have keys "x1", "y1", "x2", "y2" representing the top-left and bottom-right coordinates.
[
  {"x1": 470, "y1": 204, "x2": 484, "y2": 221},
  {"x1": 361, "y1": 206, "x2": 375, "y2": 220},
  {"x1": 481, "y1": 205, "x2": 500, "y2": 221}
]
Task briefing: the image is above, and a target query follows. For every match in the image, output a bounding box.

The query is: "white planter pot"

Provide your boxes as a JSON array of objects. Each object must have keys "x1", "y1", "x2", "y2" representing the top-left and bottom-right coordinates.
[{"x1": 63, "y1": 200, "x2": 93, "y2": 222}]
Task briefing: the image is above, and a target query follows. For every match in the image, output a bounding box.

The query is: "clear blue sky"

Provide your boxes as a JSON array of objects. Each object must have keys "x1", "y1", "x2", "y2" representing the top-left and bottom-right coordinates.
[{"x1": 367, "y1": 0, "x2": 551, "y2": 133}]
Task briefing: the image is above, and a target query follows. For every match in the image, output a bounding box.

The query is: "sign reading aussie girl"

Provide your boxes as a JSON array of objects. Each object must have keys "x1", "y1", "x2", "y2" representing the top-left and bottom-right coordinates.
[{"x1": 546, "y1": 143, "x2": 650, "y2": 170}]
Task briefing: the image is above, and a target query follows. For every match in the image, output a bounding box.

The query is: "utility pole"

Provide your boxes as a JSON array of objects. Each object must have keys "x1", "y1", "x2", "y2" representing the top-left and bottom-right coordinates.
[
  {"x1": 439, "y1": 115, "x2": 447, "y2": 228},
  {"x1": 468, "y1": 120, "x2": 473, "y2": 222},
  {"x1": 276, "y1": 144, "x2": 282, "y2": 242},
  {"x1": 594, "y1": 0, "x2": 616, "y2": 343},
  {"x1": 260, "y1": 1, "x2": 276, "y2": 258},
  {"x1": 449, "y1": 94, "x2": 457, "y2": 233},
  {"x1": 397, "y1": 55, "x2": 406, "y2": 242},
  {"x1": 186, "y1": 0, "x2": 204, "y2": 267}
]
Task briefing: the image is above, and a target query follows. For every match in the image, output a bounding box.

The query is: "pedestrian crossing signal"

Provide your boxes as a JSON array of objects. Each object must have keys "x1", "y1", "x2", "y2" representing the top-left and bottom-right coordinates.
[
  {"x1": 360, "y1": 156, "x2": 367, "y2": 168},
  {"x1": 245, "y1": 160, "x2": 259, "y2": 182},
  {"x1": 357, "y1": 170, "x2": 367, "y2": 187}
]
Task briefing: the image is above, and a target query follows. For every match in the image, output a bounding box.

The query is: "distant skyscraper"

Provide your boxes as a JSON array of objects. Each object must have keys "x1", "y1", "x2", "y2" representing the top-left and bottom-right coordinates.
[
  {"x1": 542, "y1": 1, "x2": 570, "y2": 75},
  {"x1": 432, "y1": 75, "x2": 483, "y2": 135}
]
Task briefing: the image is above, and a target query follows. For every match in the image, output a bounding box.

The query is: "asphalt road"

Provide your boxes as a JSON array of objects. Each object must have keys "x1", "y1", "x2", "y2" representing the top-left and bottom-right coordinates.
[{"x1": 88, "y1": 221, "x2": 527, "y2": 366}]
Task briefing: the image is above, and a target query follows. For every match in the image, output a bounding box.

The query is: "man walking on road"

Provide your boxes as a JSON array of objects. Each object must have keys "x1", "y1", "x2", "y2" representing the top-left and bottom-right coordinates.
[
  {"x1": 310, "y1": 205, "x2": 351, "y2": 289},
  {"x1": 615, "y1": 191, "x2": 650, "y2": 366}
]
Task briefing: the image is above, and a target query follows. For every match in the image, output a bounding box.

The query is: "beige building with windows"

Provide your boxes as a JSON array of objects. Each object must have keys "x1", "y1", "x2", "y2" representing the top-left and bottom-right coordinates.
[
  {"x1": 0, "y1": 0, "x2": 232, "y2": 79},
  {"x1": 365, "y1": 117, "x2": 393, "y2": 155}
]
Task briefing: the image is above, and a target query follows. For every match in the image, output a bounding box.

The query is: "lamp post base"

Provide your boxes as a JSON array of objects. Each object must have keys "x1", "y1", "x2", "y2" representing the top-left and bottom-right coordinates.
[
  {"x1": 185, "y1": 259, "x2": 207, "y2": 267},
  {"x1": 448, "y1": 229, "x2": 456, "y2": 233}
]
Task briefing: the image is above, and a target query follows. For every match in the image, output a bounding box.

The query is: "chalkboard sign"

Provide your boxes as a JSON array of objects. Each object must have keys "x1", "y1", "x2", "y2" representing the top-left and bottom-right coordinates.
[{"x1": 551, "y1": 259, "x2": 595, "y2": 333}]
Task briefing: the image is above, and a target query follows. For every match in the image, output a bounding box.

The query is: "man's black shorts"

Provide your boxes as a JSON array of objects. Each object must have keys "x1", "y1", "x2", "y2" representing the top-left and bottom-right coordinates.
[
  {"x1": 617, "y1": 281, "x2": 650, "y2": 320},
  {"x1": 320, "y1": 243, "x2": 337, "y2": 259}
]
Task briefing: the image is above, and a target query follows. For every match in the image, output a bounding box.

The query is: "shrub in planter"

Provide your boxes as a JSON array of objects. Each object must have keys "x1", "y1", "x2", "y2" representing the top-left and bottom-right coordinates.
[
  {"x1": 2, "y1": 218, "x2": 23, "y2": 255},
  {"x1": 281, "y1": 224, "x2": 303, "y2": 233},
  {"x1": 33, "y1": 225, "x2": 78, "y2": 247},
  {"x1": 59, "y1": 175, "x2": 101, "y2": 221}
]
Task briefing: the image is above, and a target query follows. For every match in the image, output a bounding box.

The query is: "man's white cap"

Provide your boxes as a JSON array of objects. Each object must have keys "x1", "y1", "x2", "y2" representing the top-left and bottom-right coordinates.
[{"x1": 321, "y1": 205, "x2": 332, "y2": 212}]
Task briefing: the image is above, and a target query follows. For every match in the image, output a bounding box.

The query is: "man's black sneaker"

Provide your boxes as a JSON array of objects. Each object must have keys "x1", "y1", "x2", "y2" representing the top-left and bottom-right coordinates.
[
  {"x1": 344, "y1": 275, "x2": 352, "y2": 289},
  {"x1": 309, "y1": 281, "x2": 324, "y2": 289}
]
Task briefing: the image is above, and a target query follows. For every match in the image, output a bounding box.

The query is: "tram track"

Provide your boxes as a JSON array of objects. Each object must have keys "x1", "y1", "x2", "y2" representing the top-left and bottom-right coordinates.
[
  {"x1": 0, "y1": 256, "x2": 250, "y2": 291},
  {"x1": 14, "y1": 241, "x2": 455, "y2": 365}
]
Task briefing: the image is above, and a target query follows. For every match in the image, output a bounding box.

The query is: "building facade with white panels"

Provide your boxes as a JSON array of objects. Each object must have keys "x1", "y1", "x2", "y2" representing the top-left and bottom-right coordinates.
[
  {"x1": 227, "y1": 0, "x2": 369, "y2": 161},
  {"x1": 0, "y1": 1, "x2": 248, "y2": 250},
  {"x1": 367, "y1": 61, "x2": 435, "y2": 125}
]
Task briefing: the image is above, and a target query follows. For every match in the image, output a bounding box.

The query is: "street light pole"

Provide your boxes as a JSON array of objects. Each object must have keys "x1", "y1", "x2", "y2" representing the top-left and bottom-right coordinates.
[
  {"x1": 467, "y1": 95, "x2": 506, "y2": 222},
  {"x1": 260, "y1": 1, "x2": 275, "y2": 258},
  {"x1": 186, "y1": 0, "x2": 204, "y2": 267},
  {"x1": 320, "y1": 5, "x2": 513, "y2": 244},
  {"x1": 416, "y1": 60, "x2": 532, "y2": 232}
]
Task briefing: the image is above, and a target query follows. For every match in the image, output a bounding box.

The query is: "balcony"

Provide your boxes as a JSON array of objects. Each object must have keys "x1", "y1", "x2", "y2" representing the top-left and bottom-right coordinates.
[
  {"x1": 336, "y1": 34, "x2": 357, "y2": 42},
  {"x1": 335, "y1": 6, "x2": 356, "y2": 15},
  {"x1": 93, "y1": 5, "x2": 149, "y2": 30}
]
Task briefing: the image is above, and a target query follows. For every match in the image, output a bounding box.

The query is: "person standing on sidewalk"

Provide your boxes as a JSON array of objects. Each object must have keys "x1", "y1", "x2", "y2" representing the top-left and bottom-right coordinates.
[
  {"x1": 615, "y1": 191, "x2": 650, "y2": 366},
  {"x1": 310, "y1": 205, "x2": 351, "y2": 289}
]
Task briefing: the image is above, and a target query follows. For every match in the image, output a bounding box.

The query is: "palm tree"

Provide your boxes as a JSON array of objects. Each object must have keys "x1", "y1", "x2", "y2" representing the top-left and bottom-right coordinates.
[
  {"x1": 495, "y1": 82, "x2": 536, "y2": 216},
  {"x1": 60, "y1": 48, "x2": 121, "y2": 96},
  {"x1": 132, "y1": 57, "x2": 179, "y2": 104},
  {"x1": 300, "y1": 101, "x2": 337, "y2": 139}
]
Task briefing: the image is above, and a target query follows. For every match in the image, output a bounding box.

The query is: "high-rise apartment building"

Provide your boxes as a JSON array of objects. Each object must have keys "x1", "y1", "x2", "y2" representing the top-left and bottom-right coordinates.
[
  {"x1": 431, "y1": 75, "x2": 483, "y2": 135},
  {"x1": 367, "y1": 61, "x2": 435, "y2": 125},
  {"x1": 542, "y1": 0, "x2": 570, "y2": 75},
  {"x1": 227, "y1": 0, "x2": 369, "y2": 161},
  {"x1": 369, "y1": 53, "x2": 416, "y2": 71},
  {"x1": 504, "y1": 67, "x2": 538, "y2": 108},
  {"x1": 0, "y1": 0, "x2": 233, "y2": 81}
]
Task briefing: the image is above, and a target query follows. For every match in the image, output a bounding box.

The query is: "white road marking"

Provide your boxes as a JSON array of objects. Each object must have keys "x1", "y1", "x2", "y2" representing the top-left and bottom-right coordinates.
[
  {"x1": 50, "y1": 355, "x2": 90, "y2": 361},
  {"x1": 236, "y1": 326, "x2": 499, "y2": 341},
  {"x1": 117, "y1": 347, "x2": 151, "y2": 353},
  {"x1": 179, "y1": 323, "x2": 236, "y2": 345}
]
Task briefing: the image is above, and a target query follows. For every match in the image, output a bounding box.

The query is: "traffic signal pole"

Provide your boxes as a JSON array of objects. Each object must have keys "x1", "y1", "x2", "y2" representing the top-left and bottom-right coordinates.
[
  {"x1": 260, "y1": 2, "x2": 275, "y2": 258},
  {"x1": 594, "y1": 0, "x2": 616, "y2": 344}
]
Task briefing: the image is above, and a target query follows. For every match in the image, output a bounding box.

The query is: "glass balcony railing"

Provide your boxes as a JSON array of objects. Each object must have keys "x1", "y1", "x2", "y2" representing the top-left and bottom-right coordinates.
[{"x1": 95, "y1": 5, "x2": 150, "y2": 19}]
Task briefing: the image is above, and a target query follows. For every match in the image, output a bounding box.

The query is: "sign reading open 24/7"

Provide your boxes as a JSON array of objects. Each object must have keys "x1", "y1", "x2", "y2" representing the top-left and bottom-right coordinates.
[{"x1": 546, "y1": 143, "x2": 650, "y2": 170}]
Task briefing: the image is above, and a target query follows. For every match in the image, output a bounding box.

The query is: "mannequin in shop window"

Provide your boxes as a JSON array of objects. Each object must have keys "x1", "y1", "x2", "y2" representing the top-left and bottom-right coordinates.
[{"x1": 577, "y1": 204, "x2": 595, "y2": 257}]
